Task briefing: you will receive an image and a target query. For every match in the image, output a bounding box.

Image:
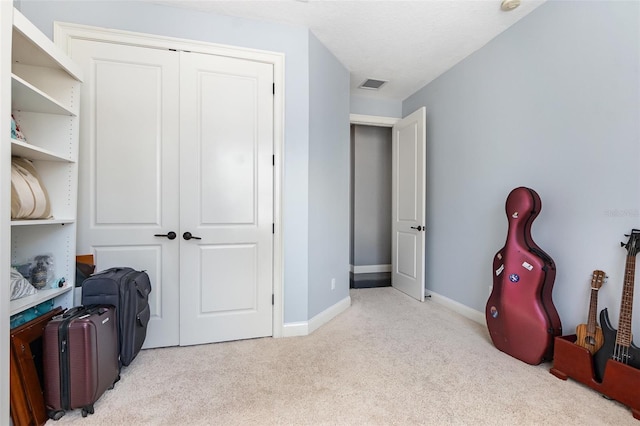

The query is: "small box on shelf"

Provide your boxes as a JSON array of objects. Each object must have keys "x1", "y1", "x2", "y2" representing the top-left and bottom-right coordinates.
[{"x1": 9, "y1": 299, "x2": 54, "y2": 329}]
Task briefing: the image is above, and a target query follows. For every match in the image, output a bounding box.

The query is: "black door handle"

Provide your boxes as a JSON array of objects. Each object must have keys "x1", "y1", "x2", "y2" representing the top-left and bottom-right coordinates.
[
  {"x1": 410, "y1": 226, "x2": 423, "y2": 231},
  {"x1": 183, "y1": 232, "x2": 202, "y2": 241},
  {"x1": 154, "y1": 231, "x2": 177, "y2": 240}
]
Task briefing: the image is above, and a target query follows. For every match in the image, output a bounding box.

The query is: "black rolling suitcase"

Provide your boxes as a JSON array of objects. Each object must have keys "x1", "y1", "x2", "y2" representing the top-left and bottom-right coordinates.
[
  {"x1": 81, "y1": 267, "x2": 151, "y2": 366},
  {"x1": 43, "y1": 306, "x2": 120, "y2": 419}
]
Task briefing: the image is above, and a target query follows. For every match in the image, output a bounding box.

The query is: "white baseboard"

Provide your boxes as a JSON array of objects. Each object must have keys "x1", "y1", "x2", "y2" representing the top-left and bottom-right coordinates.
[
  {"x1": 426, "y1": 290, "x2": 486, "y2": 326},
  {"x1": 350, "y1": 264, "x2": 392, "y2": 274},
  {"x1": 308, "y1": 295, "x2": 351, "y2": 334},
  {"x1": 281, "y1": 295, "x2": 351, "y2": 337},
  {"x1": 281, "y1": 321, "x2": 308, "y2": 338}
]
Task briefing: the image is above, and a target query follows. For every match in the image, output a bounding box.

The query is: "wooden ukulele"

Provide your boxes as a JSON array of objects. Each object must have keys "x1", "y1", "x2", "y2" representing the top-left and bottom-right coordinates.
[
  {"x1": 593, "y1": 230, "x2": 640, "y2": 382},
  {"x1": 575, "y1": 270, "x2": 606, "y2": 354}
]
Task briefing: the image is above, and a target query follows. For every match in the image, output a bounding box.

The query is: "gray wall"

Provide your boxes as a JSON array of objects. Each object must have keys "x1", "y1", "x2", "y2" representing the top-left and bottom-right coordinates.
[
  {"x1": 351, "y1": 94, "x2": 402, "y2": 118},
  {"x1": 403, "y1": 0, "x2": 640, "y2": 334},
  {"x1": 308, "y1": 33, "x2": 351, "y2": 318},
  {"x1": 16, "y1": 0, "x2": 329, "y2": 324},
  {"x1": 351, "y1": 125, "x2": 392, "y2": 267}
]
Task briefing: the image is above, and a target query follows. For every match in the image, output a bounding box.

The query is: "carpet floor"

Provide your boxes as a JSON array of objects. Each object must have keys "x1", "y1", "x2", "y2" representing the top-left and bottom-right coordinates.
[{"x1": 48, "y1": 287, "x2": 636, "y2": 425}]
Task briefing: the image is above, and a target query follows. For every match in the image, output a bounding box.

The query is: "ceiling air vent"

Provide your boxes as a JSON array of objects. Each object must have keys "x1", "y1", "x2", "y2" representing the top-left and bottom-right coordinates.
[{"x1": 359, "y1": 78, "x2": 387, "y2": 90}]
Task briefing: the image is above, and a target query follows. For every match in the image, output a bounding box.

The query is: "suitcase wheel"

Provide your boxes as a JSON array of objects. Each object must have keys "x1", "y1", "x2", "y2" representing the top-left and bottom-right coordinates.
[
  {"x1": 48, "y1": 410, "x2": 65, "y2": 421},
  {"x1": 81, "y1": 405, "x2": 95, "y2": 417}
]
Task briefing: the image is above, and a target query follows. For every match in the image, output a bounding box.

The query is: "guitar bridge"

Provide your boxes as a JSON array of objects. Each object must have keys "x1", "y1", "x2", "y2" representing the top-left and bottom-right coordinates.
[{"x1": 612, "y1": 353, "x2": 633, "y2": 364}]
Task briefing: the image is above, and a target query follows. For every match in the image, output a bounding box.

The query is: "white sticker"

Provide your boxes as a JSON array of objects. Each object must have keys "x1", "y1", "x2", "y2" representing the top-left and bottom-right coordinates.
[
  {"x1": 102, "y1": 317, "x2": 110, "y2": 324},
  {"x1": 497, "y1": 253, "x2": 503, "y2": 260},
  {"x1": 522, "y1": 262, "x2": 533, "y2": 271},
  {"x1": 495, "y1": 264, "x2": 504, "y2": 276}
]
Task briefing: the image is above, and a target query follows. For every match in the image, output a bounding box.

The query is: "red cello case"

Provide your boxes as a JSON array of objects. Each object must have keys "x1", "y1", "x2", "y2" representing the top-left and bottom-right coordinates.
[{"x1": 486, "y1": 187, "x2": 562, "y2": 365}]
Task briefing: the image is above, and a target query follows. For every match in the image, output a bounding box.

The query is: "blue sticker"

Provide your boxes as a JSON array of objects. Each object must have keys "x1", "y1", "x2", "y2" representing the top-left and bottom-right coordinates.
[
  {"x1": 509, "y1": 273, "x2": 520, "y2": 283},
  {"x1": 490, "y1": 306, "x2": 499, "y2": 318}
]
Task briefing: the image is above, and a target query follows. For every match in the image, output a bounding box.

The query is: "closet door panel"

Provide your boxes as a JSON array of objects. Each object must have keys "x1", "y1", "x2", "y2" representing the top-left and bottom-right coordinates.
[
  {"x1": 70, "y1": 40, "x2": 180, "y2": 349},
  {"x1": 199, "y1": 72, "x2": 256, "y2": 225},
  {"x1": 94, "y1": 60, "x2": 161, "y2": 224},
  {"x1": 179, "y1": 52, "x2": 274, "y2": 345},
  {"x1": 94, "y1": 245, "x2": 163, "y2": 315},
  {"x1": 199, "y1": 244, "x2": 257, "y2": 312}
]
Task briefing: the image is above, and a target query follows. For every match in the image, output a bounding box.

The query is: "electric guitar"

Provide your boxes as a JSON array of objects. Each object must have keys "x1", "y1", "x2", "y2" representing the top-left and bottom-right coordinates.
[
  {"x1": 593, "y1": 230, "x2": 640, "y2": 382},
  {"x1": 575, "y1": 270, "x2": 606, "y2": 354}
]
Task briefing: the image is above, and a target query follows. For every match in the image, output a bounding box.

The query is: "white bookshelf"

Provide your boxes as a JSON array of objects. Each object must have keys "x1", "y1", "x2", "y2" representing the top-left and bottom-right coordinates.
[
  {"x1": 10, "y1": 138, "x2": 73, "y2": 163},
  {"x1": 6, "y1": 8, "x2": 82, "y2": 331},
  {"x1": 3, "y1": 9, "x2": 82, "y2": 422},
  {"x1": 9, "y1": 286, "x2": 74, "y2": 316}
]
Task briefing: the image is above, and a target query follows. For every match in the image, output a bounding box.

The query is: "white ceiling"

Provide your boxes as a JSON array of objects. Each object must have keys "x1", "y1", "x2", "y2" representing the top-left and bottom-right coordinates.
[{"x1": 148, "y1": 0, "x2": 546, "y2": 101}]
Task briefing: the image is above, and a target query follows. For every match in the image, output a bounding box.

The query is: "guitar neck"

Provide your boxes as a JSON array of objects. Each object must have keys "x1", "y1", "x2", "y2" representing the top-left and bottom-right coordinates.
[
  {"x1": 586, "y1": 288, "x2": 599, "y2": 335},
  {"x1": 616, "y1": 254, "x2": 636, "y2": 347}
]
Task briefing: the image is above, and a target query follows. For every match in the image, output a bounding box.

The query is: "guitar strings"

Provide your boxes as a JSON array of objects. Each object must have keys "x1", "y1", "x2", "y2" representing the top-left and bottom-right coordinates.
[{"x1": 613, "y1": 233, "x2": 638, "y2": 364}]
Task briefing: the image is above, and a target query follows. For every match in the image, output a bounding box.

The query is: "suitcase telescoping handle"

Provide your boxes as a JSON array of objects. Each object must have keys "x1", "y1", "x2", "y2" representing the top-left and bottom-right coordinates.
[
  {"x1": 59, "y1": 306, "x2": 85, "y2": 319},
  {"x1": 84, "y1": 305, "x2": 111, "y2": 316}
]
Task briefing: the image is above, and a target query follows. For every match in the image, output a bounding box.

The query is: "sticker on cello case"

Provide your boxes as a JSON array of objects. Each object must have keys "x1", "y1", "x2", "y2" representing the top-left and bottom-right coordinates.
[
  {"x1": 512, "y1": 211, "x2": 519, "y2": 219},
  {"x1": 522, "y1": 262, "x2": 533, "y2": 271},
  {"x1": 509, "y1": 273, "x2": 520, "y2": 283},
  {"x1": 497, "y1": 253, "x2": 503, "y2": 260},
  {"x1": 490, "y1": 306, "x2": 499, "y2": 318},
  {"x1": 495, "y1": 264, "x2": 504, "y2": 276}
]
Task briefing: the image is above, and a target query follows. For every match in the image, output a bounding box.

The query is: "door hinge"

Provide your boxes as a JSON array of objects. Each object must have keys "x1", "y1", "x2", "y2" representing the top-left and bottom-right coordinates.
[
  {"x1": 272, "y1": 294, "x2": 275, "y2": 305},
  {"x1": 273, "y1": 83, "x2": 275, "y2": 95},
  {"x1": 272, "y1": 223, "x2": 275, "y2": 234},
  {"x1": 272, "y1": 154, "x2": 275, "y2": 166}
]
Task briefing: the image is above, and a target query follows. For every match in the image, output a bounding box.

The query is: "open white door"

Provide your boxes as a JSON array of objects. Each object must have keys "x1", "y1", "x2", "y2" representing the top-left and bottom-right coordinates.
[{"x1": 392, "y1": 107, "x2": 426, "y2": 301}]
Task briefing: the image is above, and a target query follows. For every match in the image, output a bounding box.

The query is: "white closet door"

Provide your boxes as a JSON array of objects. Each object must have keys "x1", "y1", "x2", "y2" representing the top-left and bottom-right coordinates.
[
  {"x1": 179, "y1": 52, "x2": 274, "y2": 345},
  {"x1": 71, "y1": 40, "x2": 181, "y2": 348}
]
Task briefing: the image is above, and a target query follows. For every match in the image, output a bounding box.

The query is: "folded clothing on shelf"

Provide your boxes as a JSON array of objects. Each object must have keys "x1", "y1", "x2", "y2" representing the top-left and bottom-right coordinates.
[{"x1": 11, "y1": 157, "x2": 52, "y2": 220}]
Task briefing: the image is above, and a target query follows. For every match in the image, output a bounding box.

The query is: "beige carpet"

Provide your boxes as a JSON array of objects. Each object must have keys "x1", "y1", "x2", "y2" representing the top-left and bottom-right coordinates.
[{"x1": 48, "y1": 287, "x2": 636, "y2": 425}]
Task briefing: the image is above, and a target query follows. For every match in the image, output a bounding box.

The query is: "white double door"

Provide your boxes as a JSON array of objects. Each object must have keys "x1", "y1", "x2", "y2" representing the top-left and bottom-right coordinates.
[{"x1": 72, "y1": 40, "x2": 274, "y2": 347}]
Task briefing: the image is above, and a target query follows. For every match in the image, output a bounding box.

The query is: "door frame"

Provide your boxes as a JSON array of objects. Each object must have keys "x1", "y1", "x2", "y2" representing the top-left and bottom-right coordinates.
[
  {"x1": 349, "y1": 113, "x2": 399, "y2": 284},
  {"x1": 54, "y1": 23, "x2": 286, "y2": 338},
  {"x1": 350, "y1": 112, "x2": 426, "y2": 301},
  {"x1": 350, "y1": 114, "x2": 399, "y2": 128}
]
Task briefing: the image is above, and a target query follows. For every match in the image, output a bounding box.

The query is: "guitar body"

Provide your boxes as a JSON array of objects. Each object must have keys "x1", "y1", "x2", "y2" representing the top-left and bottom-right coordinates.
[
  {"x1": 486, "y1": 187, "x2": 562, "y2": 365},
  {"x1": 575, "y1": 323, "x2": 604, "y2": 355},
  {"x1": 593, "y1": 308, "x2": 640, "y2": 382},
  {"x1": 593, "y1": 230, "x2": 640, "y2": 382}
]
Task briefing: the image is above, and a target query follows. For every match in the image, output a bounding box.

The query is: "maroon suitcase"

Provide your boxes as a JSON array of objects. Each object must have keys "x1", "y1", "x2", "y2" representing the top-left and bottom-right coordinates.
[
  {"x1": 43, "y1": 306, "x2": 120, "y2": 419},
  {"x1": 486, "y1": 187, "x2": 562, "y2": 365}
]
